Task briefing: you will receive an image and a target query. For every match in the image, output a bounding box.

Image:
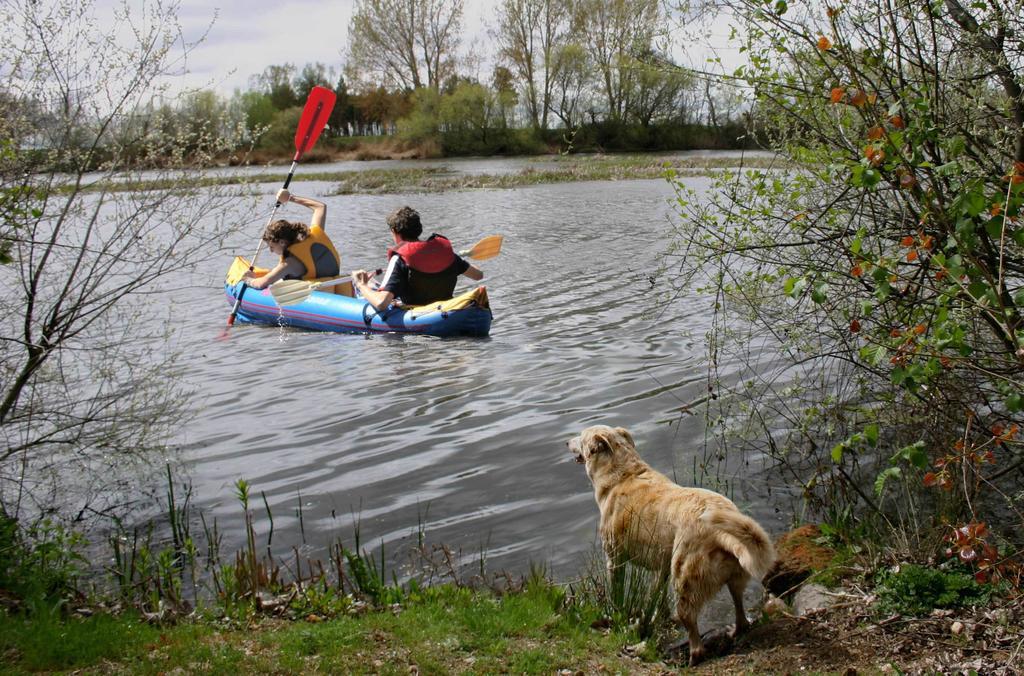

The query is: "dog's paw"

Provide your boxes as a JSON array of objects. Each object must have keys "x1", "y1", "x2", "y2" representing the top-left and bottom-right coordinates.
[{"x1": 729, "y1": 617, "x2": 751, "y2": 638}]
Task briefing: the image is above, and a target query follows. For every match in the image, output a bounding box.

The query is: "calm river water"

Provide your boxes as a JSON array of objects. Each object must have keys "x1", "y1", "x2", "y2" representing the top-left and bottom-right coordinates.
[{"x1": 170, "y1": 153, "x2": 783, "y2": 619}]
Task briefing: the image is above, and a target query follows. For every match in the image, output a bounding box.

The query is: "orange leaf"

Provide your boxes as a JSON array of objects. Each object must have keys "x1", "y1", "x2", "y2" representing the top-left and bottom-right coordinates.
[
  {"x1": 991, "y1": 203, "x2": 1002, "y2": 216},
  {"x1": 830, "y1": 87, "x2": 846, "y2": 104},
  {"x1": 867, "y1": 126, "x2": 884, "y2": 140},
  {"x1": 920, "y1": 235, "x2": 934, "y2": 250},
  {"x1": 867, "y1": 92, "x2": 877, "y2": 105},
  {"x1": 851, "y1": 264, "x2": 863, "y2": 277},
  {"x1": 923, "y1": 472, "x2": 939, "y2": 487},
  {"x1": 907, "y1": 249, "x2": 918, "y2": 262},
  {"x1": 935, "y1": 270, "x2": 947, "y2": 281},
  {"x1": 850, "y1": 89, "x2": 867, "y2": 107},
  {"x1": 913, "y1": 323, "x2": 926, "y2": 335},
  {"x1": 818, "y1": 36, "x2": 833, "y2": 51},
  {"x1": 900, "y1": 235, "x2": 915, "y2": 247},
  {"x1": 890, "y1": 328, "x2": 902, "y2": 338},
  {"x1": 889, "y1": 115, "x2": 905, "y2": 129},
  {"x1": 850, "y1": 319, "x2": 861, "y2": 333}
]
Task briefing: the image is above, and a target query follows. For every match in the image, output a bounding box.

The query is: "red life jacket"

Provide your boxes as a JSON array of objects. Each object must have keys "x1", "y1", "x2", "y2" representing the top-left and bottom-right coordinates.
[
  {"x1": 387, "y1": 234, "x2": 456, "y2": 273},
  {"x1": 387, "y1": 234, "x2": 460, "y2": 305}
]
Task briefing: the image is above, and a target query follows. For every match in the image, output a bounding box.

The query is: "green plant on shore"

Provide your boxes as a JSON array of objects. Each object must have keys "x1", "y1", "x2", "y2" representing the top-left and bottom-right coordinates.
[
  {"x1": 874, "y1": 563, "x2": 996, "y2": 617},
  {"x1": 0, "y1": 510, "x2": 85, "y2": 611},
  {"x1": 107, "y1": 466, "x2": 209, "y2": 614},
  {"x1": 569, "y1": 540, "x2": 673, "y2": 643}
]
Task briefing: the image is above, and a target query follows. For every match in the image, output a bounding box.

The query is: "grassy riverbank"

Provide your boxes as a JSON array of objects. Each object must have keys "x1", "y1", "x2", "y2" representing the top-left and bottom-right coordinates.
[
  {"x1": 3, "y1": 505, "x2": 1020, "y2": 674},
  {"x1": 3, "y1": 564, "x2": 1020, "y2": 674},
  {"x1": 0, "y1": 582, "x2": 666, "y2": 674},
  {"x1": 3, "y1": 479, "x2": 1021, "y2": 675},
  {"x1": 75, "y1": 153, "x2": 783, "y2": 196}
]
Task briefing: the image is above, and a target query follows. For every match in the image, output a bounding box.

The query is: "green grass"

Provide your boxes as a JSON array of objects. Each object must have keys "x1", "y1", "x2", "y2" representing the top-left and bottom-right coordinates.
[
  {"x1": 0, "y1": 610, "x2": 165, "y2": 672},
  {"x1": 0, "y1": 582, "x2": 658, "y2": 674}
]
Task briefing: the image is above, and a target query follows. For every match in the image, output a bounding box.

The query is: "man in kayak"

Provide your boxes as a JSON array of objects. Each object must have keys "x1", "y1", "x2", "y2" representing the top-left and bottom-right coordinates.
[
  {"x1": 352, "y1": 206, "x2": 482, "y2": 311},
  {"x1": 242, "y1": 188, "x2": 341, "y2": 290}
]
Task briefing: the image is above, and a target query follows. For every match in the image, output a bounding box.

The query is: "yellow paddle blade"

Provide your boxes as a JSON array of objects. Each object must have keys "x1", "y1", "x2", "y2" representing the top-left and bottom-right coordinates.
[
  {"x1": 269, "y1": 279, "x2": 320, "y2": 306},
  {"x1": 462, "y1": 234, "x2": 503, "y2": 261}
]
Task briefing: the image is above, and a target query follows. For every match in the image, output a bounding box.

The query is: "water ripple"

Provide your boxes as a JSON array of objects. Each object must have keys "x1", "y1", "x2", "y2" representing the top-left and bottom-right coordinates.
[{"x1": 168, "y1": 168, "x2": 781, "y2": 604}]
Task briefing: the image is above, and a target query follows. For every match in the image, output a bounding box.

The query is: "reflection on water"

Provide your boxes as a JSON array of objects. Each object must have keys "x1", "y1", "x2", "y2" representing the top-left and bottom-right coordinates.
[{"x1": 173, "y1": 159, "x2": 779, "y2": 623}]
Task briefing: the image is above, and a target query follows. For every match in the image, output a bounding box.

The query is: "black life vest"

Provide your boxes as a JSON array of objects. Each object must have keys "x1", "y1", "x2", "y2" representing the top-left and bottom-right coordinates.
[{"x1": 388, "y1": 234, "x2": 460, "y2": 305}]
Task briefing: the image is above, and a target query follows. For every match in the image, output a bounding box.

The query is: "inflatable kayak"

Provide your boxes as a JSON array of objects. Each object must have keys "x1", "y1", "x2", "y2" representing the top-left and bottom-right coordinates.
[{"x1": 224, "y1": 257, "x2": 492, "y2": 337}]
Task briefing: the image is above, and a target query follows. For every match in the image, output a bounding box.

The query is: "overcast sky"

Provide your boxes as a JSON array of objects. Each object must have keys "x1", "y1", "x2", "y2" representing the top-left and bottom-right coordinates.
[
  {"x1": 157, "y1": 0, "x2": 496, "y2": 96},
  {"x1": 98, "y1": 0, "x2": 738, "y2": 97}
]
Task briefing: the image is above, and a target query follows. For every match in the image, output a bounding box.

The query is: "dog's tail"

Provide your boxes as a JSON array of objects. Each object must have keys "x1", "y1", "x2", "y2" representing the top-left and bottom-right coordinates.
[{"x1": 704, "y1": 509, "x2": 776, "y2": 580}]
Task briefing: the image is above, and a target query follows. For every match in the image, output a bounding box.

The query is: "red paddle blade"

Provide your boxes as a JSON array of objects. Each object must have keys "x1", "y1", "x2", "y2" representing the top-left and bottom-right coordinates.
[{"x1": 293, "y1": 86, "x2": 337, "y2": 160}]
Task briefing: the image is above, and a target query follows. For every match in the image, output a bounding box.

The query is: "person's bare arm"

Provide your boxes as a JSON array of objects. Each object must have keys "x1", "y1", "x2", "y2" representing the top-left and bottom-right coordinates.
[
  {"x1": 277, "y1": 189, "x2": 326, "y2": 230},
  {"x1": 352, "y1": 270, "x2": 394, "y2": 311},
  {"x1": 243, "y1": 257, "x2": 304, "y2": 289},
  {"x1": 463, "y1": 264, "x2": 483, "y2": 281}
]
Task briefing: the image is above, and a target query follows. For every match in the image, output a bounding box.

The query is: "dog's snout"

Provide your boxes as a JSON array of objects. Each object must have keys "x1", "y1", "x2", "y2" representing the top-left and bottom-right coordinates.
[{"x1": 568, "y1": 436, "x2": 585, "y2": 463}]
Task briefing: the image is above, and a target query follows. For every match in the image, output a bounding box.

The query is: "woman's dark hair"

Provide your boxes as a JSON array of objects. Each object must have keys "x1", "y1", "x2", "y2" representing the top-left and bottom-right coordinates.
[
  {"x1": 262, "y1": 219, "x2": 310, "y2": 248},
  {"x1": 386, "y1": 206, "x2": 422, "y2": 241}
]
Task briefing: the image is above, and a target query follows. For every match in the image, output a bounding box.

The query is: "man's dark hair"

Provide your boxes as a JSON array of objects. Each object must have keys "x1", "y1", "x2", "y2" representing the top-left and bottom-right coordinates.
[{"x1": 387, "y1": 206, "x2": 422, "y2": 241}]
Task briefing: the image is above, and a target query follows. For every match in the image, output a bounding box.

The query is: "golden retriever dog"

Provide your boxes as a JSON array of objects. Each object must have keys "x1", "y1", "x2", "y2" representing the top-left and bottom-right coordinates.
[{"x1": 568, "y1": 425, "x2": 775, "y2": 665}]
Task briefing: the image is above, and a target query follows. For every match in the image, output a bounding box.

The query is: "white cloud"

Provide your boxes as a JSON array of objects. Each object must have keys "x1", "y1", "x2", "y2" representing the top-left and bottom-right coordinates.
[
  {"x1": 164, "y1": 0, "x2": 359, "y2": 95},
  {"x1": 129, "y1": 0, "x2": 492, "y2": 96}
]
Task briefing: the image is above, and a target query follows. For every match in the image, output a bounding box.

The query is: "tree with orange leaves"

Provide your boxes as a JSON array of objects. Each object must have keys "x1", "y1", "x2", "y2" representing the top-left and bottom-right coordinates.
[{"x1": 664, "y1": 0, "x2": 1023, "y2": 574}]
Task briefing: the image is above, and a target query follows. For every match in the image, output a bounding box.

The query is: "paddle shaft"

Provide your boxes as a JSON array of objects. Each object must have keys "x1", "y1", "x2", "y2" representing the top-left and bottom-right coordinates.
[{"x1": 227, "y1": 89, "x2": 335, "y2": 326}]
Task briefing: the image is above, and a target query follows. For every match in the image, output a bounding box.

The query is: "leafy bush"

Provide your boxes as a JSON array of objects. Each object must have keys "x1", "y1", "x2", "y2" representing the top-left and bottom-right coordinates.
[
  {"x1": 875, "y1": 564, "x2": 994, "y2": 616},
  {"x1": 0, "y1": 511, "x2": 85, "y2": 609}
]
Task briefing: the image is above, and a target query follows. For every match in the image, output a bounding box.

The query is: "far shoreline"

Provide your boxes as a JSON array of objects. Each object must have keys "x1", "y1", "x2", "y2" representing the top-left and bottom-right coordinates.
[{"x1": 78, "y1": 150, "x2": 783, "y2": 196}]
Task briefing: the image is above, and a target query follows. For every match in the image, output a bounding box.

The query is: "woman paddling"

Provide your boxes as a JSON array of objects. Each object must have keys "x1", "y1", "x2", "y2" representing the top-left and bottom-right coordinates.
[{"x1": 242, "y1": 189, "x2": 341, "y2": 290}]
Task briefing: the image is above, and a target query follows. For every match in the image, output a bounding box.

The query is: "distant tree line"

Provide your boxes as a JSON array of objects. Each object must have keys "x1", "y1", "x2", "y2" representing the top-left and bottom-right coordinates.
[{"x1": 5, "y1": 0, "x2": 755, "y2": 166}]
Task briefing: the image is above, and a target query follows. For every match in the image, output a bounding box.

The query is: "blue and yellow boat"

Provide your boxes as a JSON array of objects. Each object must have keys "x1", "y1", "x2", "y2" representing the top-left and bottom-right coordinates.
[{"x1": 224, "y1": 257, "x2": 492, "y2": 337}]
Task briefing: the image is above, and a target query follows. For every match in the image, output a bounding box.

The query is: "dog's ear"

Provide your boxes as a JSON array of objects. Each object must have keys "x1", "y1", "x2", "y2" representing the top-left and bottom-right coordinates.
[
  {"x1": 590, "y1": 431, "x2": 614, "y2": 455},
  {"x1": 614, "y1": 427, "x2": 635, "y2": 448}
]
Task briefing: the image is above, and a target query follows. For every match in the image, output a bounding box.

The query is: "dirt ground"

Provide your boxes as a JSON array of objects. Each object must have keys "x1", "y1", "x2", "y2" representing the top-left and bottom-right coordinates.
[{"x1": 640, "y1": 590, "x2": 1024, "y2": 675}]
